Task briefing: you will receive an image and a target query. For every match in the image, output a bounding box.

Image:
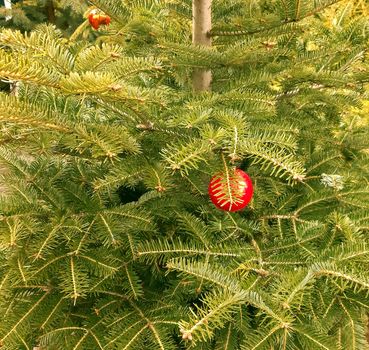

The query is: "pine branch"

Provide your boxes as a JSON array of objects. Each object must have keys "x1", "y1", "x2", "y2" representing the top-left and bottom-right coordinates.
[
  {"x1": 0, "y1": 50, "x2": 60, "y2": 87},
  {"x1": 0, "y1": 292, "x2": 50, "y2": 344},
  {"x1": 0, "y1": 27, "x2": 74, "y2": 74},
  {"x1": 179, "y1": 289, "x2": 247, "y2": 343}
]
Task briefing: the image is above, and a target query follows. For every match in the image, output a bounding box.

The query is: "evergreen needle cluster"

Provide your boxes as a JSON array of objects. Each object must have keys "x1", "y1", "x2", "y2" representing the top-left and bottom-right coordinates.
[
  {"x1": 0, "y1": 0, "x2": 85, "y2": 33},
  {"x1": 0, "y1": 0, "x2": 368, "y2": 349}
]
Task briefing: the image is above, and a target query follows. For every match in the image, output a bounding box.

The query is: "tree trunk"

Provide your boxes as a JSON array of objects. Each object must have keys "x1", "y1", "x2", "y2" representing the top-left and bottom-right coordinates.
[
  {"x1": 4, "y1": 0, "x2": 12, "y2": 21},
  {"x1": 4, "y1": 0, "x2": 19, "y2": 95},
  {"x1": 192, "y1": 0, "x2": 212, "y2": 91},
  {"x1": 45, "y1": 0, "x2": 56, "y2": 23}
]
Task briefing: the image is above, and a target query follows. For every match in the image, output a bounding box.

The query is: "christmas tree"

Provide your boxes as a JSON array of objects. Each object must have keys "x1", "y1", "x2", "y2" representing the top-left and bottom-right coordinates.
[{"x1": 0, "y1": 0, "x2": 369, "y2": 349}]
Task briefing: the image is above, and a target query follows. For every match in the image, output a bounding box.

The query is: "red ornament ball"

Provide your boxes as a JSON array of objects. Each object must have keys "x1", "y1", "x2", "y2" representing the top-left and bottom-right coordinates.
[
  {"x1": 88, "y1": 10, "x2": 111, "y2": 30},
  {"x1": 208, "y1": 168, "x2": 253, "y2": 212}
]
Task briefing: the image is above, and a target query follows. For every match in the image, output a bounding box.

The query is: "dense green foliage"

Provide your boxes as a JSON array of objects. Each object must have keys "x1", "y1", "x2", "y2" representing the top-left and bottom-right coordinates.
[
  {"x1": 0, "y1": 0, "x2": 369, "y2": 349},
  {"x1": 0, "y1": 0, "x2": 85, "y2": 33}
]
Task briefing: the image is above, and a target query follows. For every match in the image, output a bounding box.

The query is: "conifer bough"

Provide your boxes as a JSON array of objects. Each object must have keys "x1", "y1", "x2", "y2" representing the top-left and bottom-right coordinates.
[{"x1": 0, "y1": 0, "x2": 368, "y2": 349}]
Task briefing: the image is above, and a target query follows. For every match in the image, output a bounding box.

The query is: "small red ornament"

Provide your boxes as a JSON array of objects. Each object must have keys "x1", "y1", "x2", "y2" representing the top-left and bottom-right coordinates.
[
  {"x1": 208, "y1": 168, "x2": 253, "y2": 212},
  {"x1": 88, "y1": 10, "x2": 111, "y2": 30}
]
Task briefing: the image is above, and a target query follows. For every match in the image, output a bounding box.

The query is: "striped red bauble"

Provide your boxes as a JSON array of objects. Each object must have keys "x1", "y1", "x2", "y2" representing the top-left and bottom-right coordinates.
[{"x1": 208, "y1": 168, "x2": 253, "y2": 212}]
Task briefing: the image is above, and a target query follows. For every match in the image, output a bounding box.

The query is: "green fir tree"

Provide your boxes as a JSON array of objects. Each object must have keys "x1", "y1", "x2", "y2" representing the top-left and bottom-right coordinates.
[{"x1": 0, "y1": 0, "x2": 369, "y2": 349}]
